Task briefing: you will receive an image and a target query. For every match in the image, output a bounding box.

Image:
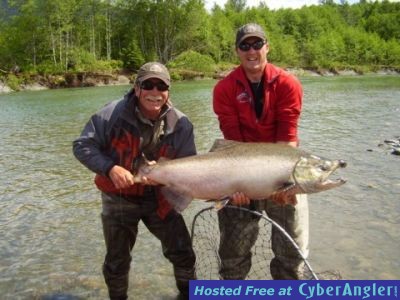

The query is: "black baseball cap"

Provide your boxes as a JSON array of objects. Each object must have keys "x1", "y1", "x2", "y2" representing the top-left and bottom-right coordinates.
[{"x1": 236, "y1": 23, "x2": 267, "y2": 47}]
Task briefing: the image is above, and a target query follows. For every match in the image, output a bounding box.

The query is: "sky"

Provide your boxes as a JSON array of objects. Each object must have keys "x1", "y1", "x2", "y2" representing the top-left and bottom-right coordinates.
[{"x1": 204, "y1": 0, "x2": 361, "y2": 11}]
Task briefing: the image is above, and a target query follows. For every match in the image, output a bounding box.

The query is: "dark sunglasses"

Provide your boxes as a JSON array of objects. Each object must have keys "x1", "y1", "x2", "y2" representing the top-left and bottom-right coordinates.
[
  {"x1": 238, "y1": 40, "x2": 266, "y2": 51},
  {"x1": 140, "y1": 80, "x2": 169, "y2": 92}
]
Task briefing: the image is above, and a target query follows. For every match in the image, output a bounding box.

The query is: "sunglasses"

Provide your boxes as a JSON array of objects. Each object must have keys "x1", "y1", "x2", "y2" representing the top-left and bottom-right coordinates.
[
  {"x1": 140, "y1": 80, "x2": 169, "y2": 92},
  {"x1": 238, "y1": 40, "x2": 266, "y2": 51}
]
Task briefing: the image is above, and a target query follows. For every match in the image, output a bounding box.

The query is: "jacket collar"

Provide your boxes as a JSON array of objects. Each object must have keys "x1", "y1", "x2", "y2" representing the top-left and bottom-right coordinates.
[{"x1": 235, "y1": 63, "x2": 281, "y2": 87}]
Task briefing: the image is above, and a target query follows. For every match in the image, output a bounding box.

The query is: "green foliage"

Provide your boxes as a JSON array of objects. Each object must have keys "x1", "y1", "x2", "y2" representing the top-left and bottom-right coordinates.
[
  {"x1": 302, "y1": 31, "x2": 346, "y2": 68},
  {"x1": 216, "y1": 61, "x2": 237, "y2": 72},
  {"x1": 6, "y1": 74, "x2": 22, "y2": 91},
  {"x1": 170, "y1": 69, "x2": 205, "y2": 81},
  {"x1": 69, "y1": 49, "x2": 97, "y2": 72},
  {"x1": 225, "y1": 0, "x2": 247, "y2": 12},
  {"x1": 362, "y1": 1, "x2": 400, "y2": 40},
  {"x1": 34, "y1": 50, "x2": 122, "y2": 75},
  {"x1": 268, "y1": 34, "x2": 300, "y2": 66},
  {"x1": 169, "y1": 71, "x2": 183, "y2": 81},
  {"x1": 207, "y1": 7, "x2": 236, "y2": 63},
  {"x1": 0, "y1": 0, "x2": 399, "y2": 79},
  {"x1": 383, "y1": 39, "x2": 400, "y2": 66},
  {"x1": 341, "y1": 27, "x2": 383, "y2": 66},
  {"x1": 168, "y1": 50, "x2": 216, "y2": 74},
  {"x1": 90, "y1": 60, "x2": 123, "y2": 73},
  {"x1": 120, "y1": 40, "x2": 145, "y2": 71},
  {"x1": 36, "y1": 61, "x2": 65, "y2": 75}
]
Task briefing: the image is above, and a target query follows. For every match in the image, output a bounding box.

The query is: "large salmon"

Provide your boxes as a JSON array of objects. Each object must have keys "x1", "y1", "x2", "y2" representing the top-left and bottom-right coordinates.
[{"x1": 134, "y1": 139, "x2": 347, "y2": 211}]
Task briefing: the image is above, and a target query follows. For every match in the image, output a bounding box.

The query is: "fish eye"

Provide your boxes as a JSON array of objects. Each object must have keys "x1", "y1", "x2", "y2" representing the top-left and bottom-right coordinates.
[{"x1": 319, "y1": 161, "x2": 332, "y2": 171}]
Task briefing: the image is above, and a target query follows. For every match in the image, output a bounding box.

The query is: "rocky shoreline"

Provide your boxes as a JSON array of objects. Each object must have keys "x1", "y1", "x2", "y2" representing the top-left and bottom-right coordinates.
[
  {"x1": 285, "y1": 67, "x2": 400, "y2": 77},
  {"x1": 1, "y1": 68, "x2": 399, "y2": 94},
  {"x1": 0, "y1": 72, "x2": 132, "y2": 94}
]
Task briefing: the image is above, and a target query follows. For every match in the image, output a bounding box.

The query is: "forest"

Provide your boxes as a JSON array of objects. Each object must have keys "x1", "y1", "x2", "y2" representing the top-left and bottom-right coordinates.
[{"x1": 1, "y1": 0, "x2": 399, "y2": 85}]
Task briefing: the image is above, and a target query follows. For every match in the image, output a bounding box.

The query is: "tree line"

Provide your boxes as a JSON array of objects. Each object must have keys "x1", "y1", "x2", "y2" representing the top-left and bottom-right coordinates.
[{"x1": 0, "y1": 0, "x2": 399, "y2": 77}]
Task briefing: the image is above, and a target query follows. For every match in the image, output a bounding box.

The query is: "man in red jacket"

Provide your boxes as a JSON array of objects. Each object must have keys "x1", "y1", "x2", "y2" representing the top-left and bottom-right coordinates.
[{"x1": 213, "y1": 23, "x2": 309, "y2": 280}]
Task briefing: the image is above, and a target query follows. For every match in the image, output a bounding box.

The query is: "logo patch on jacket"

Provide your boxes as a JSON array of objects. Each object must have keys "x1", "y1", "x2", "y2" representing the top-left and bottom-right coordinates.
[{"x1": 236, "y1": 91, "x2": 252, "y2": 103}]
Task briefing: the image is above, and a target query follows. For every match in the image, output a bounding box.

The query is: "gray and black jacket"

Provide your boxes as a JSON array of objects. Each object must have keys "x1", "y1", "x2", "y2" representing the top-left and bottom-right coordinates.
[{"x1": 73, "y1": 89, "x2": 196, "y2": 217}]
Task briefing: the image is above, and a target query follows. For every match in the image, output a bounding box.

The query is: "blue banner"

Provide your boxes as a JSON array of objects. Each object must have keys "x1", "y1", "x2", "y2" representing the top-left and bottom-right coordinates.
[{"x1": 190, "y1": 280, "x2": 399, "y2": 300}]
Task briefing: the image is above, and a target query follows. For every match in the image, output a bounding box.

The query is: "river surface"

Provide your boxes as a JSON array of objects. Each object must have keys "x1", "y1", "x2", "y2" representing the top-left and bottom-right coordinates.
[{"x1": 0, "y1": 75, "x2": 399, "y2": 299}]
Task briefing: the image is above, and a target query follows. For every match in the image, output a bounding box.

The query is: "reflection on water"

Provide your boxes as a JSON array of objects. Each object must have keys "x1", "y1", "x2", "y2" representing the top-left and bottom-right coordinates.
[{"x1": 0, "y1": 76, "x2": 399, "y2": 299}]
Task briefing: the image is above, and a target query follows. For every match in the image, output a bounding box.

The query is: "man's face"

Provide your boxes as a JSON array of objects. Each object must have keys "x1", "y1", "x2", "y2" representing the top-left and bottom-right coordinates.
[
  {"x1": 236, "y1": 37, "x2": 269, "y2": 75},
  {"x1": 135, "y1": 78, "x2": 169, "y2": 120}
]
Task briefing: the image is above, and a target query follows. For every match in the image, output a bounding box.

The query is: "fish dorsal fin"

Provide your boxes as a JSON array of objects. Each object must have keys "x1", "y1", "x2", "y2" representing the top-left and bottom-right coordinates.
[{"x1": 209, "y1": 139, "x2": 240, "y2": 152}]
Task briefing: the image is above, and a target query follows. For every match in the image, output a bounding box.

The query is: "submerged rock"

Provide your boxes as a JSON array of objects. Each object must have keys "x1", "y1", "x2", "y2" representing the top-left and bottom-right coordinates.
[
  {"x1": 374, "y1": 137, "x2": 400, "y2": 156},
  {"x1": 391, "y1": 147, "x2": 400, "y2": 156}
]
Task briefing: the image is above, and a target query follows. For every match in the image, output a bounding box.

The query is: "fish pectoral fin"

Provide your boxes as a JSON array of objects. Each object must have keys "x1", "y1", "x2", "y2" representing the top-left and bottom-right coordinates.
[
  {"x1": 160, "y1": 186, "x2": 193, "y2": 212},
  {"x1": 281, "y1": 181, "x2": 296, "y2": 191},
  {"x1": 270, "y1": 183, "x2": 299, "y2": 206},
  {"x1": 206, "y1": 196, "x2": 230, "y2": 211}
]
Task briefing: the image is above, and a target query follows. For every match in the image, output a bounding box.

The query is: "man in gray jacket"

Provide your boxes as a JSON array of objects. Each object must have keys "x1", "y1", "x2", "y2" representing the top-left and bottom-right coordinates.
[{"x1": 73, "y1": 62, "x2": 196, "y2": 300}]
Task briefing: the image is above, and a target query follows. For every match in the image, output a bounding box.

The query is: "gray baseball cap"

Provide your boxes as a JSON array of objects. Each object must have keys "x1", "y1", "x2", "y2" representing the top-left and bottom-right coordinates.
[
  {"x1": 135, "y1": 62, "x2": 170, "y2": 86},
  {"x1": 236, "y1": 23, "x2": 266, "y2": 47}
]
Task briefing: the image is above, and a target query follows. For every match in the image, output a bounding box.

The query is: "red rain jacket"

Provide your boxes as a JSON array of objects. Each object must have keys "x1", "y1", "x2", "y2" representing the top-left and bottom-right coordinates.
[{"x1": 213, "y1": 63, "x2": 302, "y2": 143}]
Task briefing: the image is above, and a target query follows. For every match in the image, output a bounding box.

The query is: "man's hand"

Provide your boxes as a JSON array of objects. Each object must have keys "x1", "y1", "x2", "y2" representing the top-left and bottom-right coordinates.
[
  {"x1": 136, "y1": 160, "x2": 158, "y2": 185},
  {"x1": 230, "y1": 192, "x2": 251, "y2": 206},
  {"x1": 141, "y1": 176, "x2": 158, "y2": 186},
  {"x1": 270, "y1": 193, "x2": 298, "y2": 206},
  {"x1": 109, "y1": 165, "x2": 135, "y2": 189},
  {"x1": 230, "y1": 192, "x2": 298, "y2": 207}
]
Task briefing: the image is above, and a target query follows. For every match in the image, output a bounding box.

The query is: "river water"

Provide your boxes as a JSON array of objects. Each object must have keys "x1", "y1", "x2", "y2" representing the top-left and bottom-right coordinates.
[{"x1": 0, "y1": 75, "x2": 399, "y2": 299}]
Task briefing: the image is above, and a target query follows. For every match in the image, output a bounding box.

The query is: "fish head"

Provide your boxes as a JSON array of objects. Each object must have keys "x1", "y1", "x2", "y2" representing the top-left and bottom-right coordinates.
[{"x1": 293, "y1": 155, "x2": 347, "y2": 193}]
